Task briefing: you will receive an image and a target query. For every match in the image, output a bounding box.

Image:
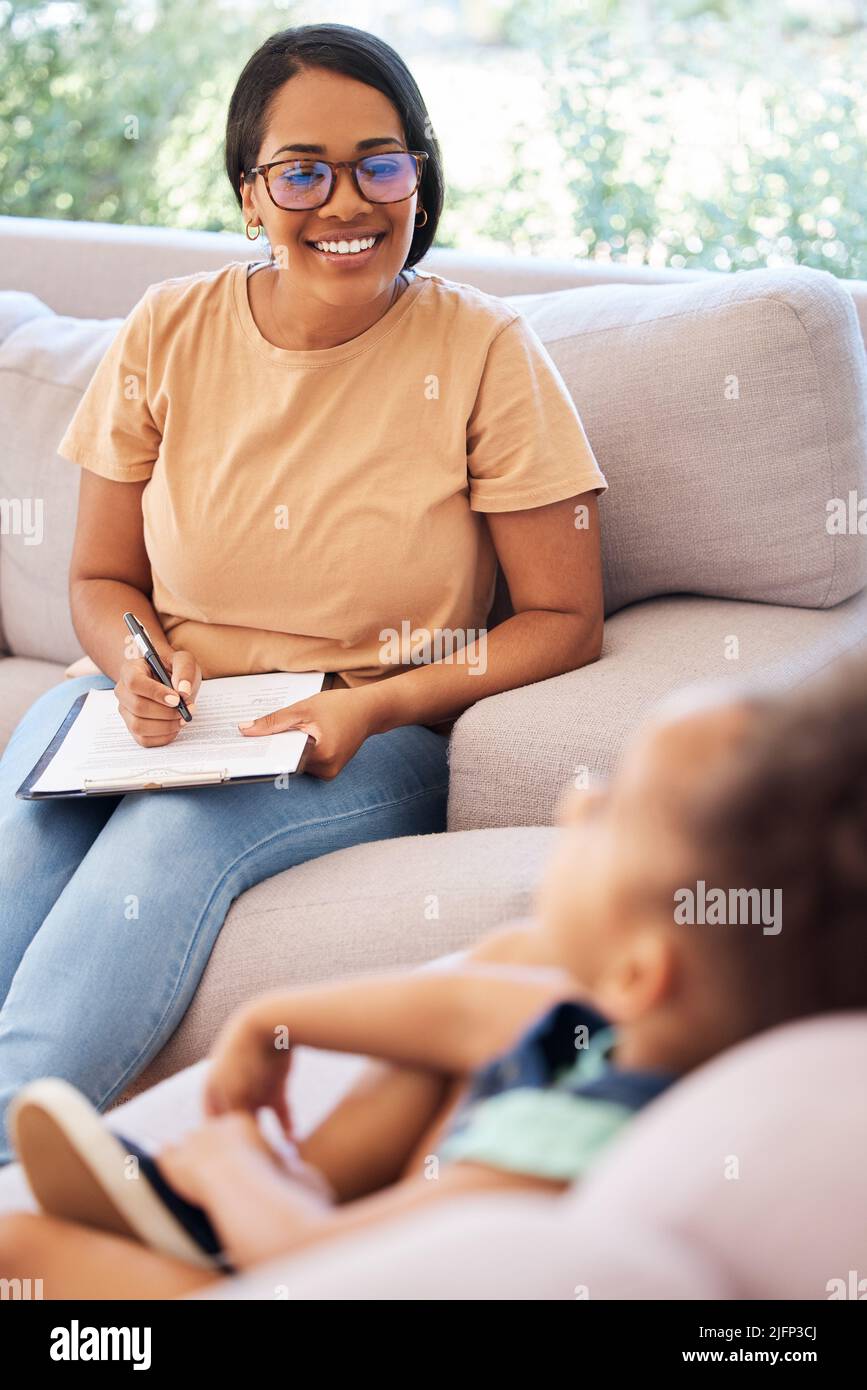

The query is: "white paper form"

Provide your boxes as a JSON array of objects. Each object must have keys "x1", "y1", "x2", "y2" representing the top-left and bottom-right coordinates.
[{"x1": 30, "y1": 671, "x2": 326, "y2": 794}]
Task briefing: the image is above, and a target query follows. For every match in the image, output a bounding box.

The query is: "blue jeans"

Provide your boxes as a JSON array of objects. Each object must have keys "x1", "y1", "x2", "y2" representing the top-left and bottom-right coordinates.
[{"x1": 0, "y1": 674, "x2": 450, "y2": 1164}]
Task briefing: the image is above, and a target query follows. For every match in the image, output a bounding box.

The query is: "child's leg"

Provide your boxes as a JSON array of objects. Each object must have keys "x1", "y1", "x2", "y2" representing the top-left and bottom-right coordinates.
[
  {"x1": 299, "y1": 1061, "x2": 450, "y2": 1202},
  {"x1": 398, "y1": 1074, "x2": 469, "y2": 1179},
  {"x1": 0, "y1": 1211, "x2": 222, "y2": 1299}
]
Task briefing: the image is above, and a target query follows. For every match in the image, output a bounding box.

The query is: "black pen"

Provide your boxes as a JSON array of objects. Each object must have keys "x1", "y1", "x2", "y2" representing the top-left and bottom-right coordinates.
[{"x1": 123, "y1": 612, "x2": 192, "y2": 722}]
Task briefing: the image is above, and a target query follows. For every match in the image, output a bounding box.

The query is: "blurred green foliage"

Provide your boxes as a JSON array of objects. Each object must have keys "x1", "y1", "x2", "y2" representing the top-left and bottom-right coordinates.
[
  {"x1": 3, "y1": 0, "x2": 867, "y2": 276},
  {"x1": 491, "y1": 0, "x2": 867, "y2": 276},
  {"x1": 0, "y1": 0, "x2": 294, "y2": 231}
]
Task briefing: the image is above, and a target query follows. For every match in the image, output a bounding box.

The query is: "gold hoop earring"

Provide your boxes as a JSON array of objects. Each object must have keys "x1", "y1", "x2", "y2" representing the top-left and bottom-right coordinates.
[
  {"x1": 245, "y1": 221, "x2": 262, "y2": 241},
  {"x1": 415, "y1": 207, "x2": 428, "y2": 228}
]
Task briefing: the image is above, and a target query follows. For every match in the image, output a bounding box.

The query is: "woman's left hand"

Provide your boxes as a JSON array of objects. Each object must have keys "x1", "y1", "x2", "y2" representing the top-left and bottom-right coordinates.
[{"x1": 237, "y1": 687, "x2": 375, "y2": 780}]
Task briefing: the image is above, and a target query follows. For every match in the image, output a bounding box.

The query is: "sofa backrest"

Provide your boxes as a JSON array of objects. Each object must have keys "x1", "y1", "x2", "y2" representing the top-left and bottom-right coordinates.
[
  {"x1": 4, "y1": 213, "x2": 867, "y2": 342},
  {"x1": 509, "y1": 267, "x2": 867, "y2": 615}
]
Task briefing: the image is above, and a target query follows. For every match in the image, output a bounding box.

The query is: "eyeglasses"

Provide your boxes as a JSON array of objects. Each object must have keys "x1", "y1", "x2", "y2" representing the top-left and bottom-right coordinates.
[{"x1": 244, "y1": 150, "x2": 428, "y2": 211}]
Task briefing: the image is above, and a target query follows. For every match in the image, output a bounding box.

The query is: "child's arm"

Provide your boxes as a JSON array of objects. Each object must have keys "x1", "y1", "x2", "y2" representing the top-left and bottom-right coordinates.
[
  {"x1": 204, "y1": 962, "x2": 574, "y2": 1123},
  {"x1": 245, "y1": 964, "x2": 572, "y2": 1070},
  {"x1": 157, "y1": 1113, "x2": 565, "y2": 1272},
  {"x1": 295, "y1": 918, "x2": 577, "y2": 1197}
]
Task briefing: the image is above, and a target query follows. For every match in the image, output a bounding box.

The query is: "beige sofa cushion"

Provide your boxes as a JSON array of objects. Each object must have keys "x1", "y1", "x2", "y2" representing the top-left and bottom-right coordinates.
[{"x1": 509, "y1": 267, "x2": 867, "y2": 615}]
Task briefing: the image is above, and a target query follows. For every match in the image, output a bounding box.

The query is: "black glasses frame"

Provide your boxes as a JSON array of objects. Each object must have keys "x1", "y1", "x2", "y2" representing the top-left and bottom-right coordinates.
[{"x1": 244, "y1": 150, "x2": 429, "y2": 211}]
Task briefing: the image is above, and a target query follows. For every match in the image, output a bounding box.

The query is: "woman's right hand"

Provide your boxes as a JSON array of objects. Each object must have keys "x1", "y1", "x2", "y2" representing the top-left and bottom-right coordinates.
[{"x1": 114, "y1": 647, "x2": 202, "y2": 748}]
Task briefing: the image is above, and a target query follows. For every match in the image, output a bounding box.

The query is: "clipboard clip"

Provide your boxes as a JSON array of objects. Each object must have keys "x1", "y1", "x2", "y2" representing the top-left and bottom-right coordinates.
[{"x1": 82, "y1": 767, "x2": 230, "y2": 793}]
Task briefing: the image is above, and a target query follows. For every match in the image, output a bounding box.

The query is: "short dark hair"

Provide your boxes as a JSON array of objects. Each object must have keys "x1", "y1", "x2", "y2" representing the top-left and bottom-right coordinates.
[
  {"x1": 224, "y1": 23, "x2": 444, "y2": 270},
  {"x1": 687, "y1": 648, "x2": 867, "y2": 1034}
]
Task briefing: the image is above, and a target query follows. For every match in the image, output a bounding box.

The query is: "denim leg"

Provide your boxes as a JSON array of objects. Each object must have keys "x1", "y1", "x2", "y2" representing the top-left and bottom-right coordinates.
[
  {"x1": 0, "y1": 720, "x2": 449, "y2": 1162},
  {"x1": 0, "y1": 674, "x2": 120, "y2": 1004}
]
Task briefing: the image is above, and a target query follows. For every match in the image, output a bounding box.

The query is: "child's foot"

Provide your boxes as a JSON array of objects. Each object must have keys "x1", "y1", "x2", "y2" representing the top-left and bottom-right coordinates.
[{"x1": 10, "y1": 1079, "x2": 231, "y2": 1271}]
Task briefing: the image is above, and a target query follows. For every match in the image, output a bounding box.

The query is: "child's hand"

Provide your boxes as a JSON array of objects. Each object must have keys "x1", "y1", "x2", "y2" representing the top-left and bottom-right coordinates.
[
  {"x1": 156, "y1": 1113, "x2": 276, "y2": 1207},
  {"x1": 203, "y1": 1001, "x2": 293, "y2": 1135},
  {"x1": 157, "y1": 1113, "x2": 332, "y2": 1267}
]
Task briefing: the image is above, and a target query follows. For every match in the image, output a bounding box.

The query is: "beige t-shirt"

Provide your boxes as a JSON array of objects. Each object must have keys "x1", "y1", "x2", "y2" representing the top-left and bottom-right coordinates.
[{"x1": 57, "y1": 260, "x2": 607, "y2": 688}]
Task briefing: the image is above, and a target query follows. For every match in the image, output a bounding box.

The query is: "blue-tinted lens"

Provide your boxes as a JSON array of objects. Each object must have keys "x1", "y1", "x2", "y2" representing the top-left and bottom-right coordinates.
[
  {"x1": 357, "y1": 153, "x2": 417, "y2": 202},
  {"x1": 270, "y1": 160, "x2": 332, "y2": 208}
]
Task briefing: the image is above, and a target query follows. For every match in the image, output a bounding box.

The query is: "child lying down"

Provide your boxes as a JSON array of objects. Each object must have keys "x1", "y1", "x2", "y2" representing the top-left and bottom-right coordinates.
[{"x1": 2, "y1": 649, "x2": 866, "y2": 1298}]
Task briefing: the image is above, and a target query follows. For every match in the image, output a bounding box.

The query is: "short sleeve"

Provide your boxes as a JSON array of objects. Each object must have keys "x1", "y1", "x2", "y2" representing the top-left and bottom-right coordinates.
[
  {"x1": 466, "y1": 314, "x2": 607, "y2": 513},
  {"x1": 56, "y1": 287, "x2": 161, "y2": 482},
  {"x1": 439, "y1": 1089, "x2": 631, "y2": 1182}
]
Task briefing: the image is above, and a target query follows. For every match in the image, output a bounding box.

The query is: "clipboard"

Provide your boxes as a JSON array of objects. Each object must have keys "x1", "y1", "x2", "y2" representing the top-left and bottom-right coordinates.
[{"x1": 16, "y1": 673, "x2": 333, "y2": 800}]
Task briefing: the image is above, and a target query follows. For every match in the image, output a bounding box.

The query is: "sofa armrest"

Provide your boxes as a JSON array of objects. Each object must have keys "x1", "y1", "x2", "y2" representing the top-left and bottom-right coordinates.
[{"x1": 186, "y1": 1196, "x2": 731, "y2": 1301}]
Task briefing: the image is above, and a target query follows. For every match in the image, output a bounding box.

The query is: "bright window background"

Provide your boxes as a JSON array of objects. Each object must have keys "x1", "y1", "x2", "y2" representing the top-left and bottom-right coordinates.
[{"x1": 3, "y1": 0, "x2": 867, "y2": 278}]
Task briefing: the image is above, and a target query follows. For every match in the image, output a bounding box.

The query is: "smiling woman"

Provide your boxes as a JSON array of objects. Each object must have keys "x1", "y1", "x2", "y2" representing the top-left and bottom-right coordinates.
[
  {"x1": 0, "y1": 23, "x2": 606, "y2": 1186},
  {"x1": 227, "y1": 36, "x2": 443, "y2": 352}
]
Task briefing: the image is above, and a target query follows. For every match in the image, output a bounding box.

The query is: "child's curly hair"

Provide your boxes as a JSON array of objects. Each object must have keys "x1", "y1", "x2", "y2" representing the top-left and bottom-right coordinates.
[{"x1": 689, "y1": 647, "x2": 867, "y2": 1032}]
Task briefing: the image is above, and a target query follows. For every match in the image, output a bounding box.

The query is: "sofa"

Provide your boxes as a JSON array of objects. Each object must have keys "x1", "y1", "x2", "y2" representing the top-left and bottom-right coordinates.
[{"x1": 1, "y1": 215, "x2": 866, "y2": 1298}]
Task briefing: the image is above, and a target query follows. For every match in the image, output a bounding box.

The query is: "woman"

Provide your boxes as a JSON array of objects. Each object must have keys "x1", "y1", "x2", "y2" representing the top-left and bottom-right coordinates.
[{"x1": 0, "y1": 23, "x2": 606, "y2": 1165}]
